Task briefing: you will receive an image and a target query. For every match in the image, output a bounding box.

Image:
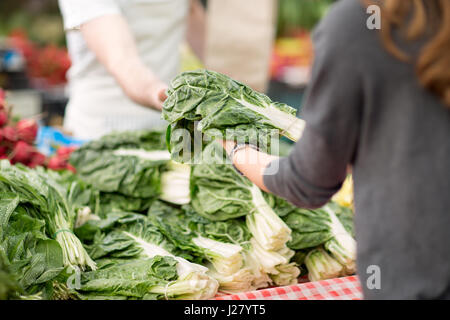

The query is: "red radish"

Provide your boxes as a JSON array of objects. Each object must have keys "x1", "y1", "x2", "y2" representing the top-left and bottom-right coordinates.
[
  {"x1": 56, "y1": 146, "x2": 77, "y2": 160},
  {"x1": 0, "y1": 145, "x2": 8, "y2": 156},
  {"x1": 2, "y1": 126, "x2": 17, "y2": 142},
  {"x1": 29, "y1": 151, "x2": 47, "y2": 168},
  {"x1": 47, "y1": 156, "x2": 67, "y2": 170},
  {"x1": 11, "y1": 141, "x2": 34, "y2": 164},
  {"x1": 0, "y1": 89, "x2": 5, "y2": 108},
  {"x1": 16, "y1": 119, "x2": 38, "y2": 143},
  {"x1": 0, "y1": 110, "x2": 8, "y2": 127},
  {"x1": 66, "y1": 164, "x2": 76, "y2": 173}
]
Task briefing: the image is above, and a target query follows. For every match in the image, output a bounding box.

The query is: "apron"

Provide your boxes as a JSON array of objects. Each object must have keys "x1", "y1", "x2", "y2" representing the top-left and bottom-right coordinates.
[{"x1": 64, "y1": 0, "x2": 189, "y2": 140}]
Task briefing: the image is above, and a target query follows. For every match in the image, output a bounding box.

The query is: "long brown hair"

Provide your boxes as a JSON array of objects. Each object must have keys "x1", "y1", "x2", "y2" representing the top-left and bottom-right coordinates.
[{"x1": 367, "y1": 0, "x2": 450, "y2": 108}]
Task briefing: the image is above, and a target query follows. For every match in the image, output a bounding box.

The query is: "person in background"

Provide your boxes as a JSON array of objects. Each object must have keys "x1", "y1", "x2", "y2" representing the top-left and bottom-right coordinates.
[
  {"x1": 58, "y1": 0, "x2": 205, "y2": 140},
  {"x1": 223, "y1": 0, "x2": 450, "y2": 299},
  {"x1": 204, "y1": 0, "x2": 277, "y2": 93}
]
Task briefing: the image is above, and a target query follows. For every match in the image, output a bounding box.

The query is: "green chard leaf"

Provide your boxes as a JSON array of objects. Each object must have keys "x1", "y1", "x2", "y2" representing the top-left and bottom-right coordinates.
[{"x1": 162, "y1": 69, "x2": 305, "y2": 163}]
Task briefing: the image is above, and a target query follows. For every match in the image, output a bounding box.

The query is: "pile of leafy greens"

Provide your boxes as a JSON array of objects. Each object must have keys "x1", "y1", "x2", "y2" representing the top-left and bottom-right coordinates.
[
  {"x1": 186, "y1": 142, "x2": 355, "y2": 282},
  {"x1": 189, "y1": 143, "x2": 292, "y2": 251},
  {"x1": 272, "y1": 198, "x2": 356, "y2": 280},
  {"x1": 162, "y1": 69, "x2": 305, "y2": 163},
  {"x1": 147, "y1": 201, "x2": 299, "y2": 291},
  {"x1": 73, "y1": 210, "x2": 218, "y2": 300},
  {"x1": 76, "y1": 255, "x2": 218, "y2": 300},
  {"x1": 70, "y1": 129, "x2": 191, "y2": 214},
  {"x1": 0, "y1": 160, "x2": 96, "y2": 271},
  {"x1": 0, "y1": 99, "x2": 356, "y2": 299},
  {"x1": 0, "y1": 190, "x2": 65, "y2": 299}
]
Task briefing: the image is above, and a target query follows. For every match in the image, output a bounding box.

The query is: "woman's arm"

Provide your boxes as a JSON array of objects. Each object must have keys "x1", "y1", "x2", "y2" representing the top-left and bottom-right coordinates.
[{"x1": 80, "y1": 14, "x2": 167, "y2": 110}]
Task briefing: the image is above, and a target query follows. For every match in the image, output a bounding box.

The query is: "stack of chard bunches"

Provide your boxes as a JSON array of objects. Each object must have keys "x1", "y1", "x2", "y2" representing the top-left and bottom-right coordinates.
[
  {"x1": 188, "y1": 155, "x2": 301, "y2": 289},
  {"x1": 74, "y1": 217, "x2": 219, "y2": 299},
  {"x1": 69, "y1": 130, "x2": 192, "y2": 215},
  {"x1": 61, "y1": 70, "x2": 357, "y2": 297},
  {"x1": 145, "y1": 203, "x2": 257, "y2": 294},
  {"x1": 0, "y1": 88, "x2": 76, "y2": 171},
  {"x1": 191, "y1": 237, "x2": 256, "y2": 293},
  {"x1": 161, "y1": 70, "x2": 357, "y2": 285},
  {"x1": 302, "y1": 207, "x2": 357, "y2": 282},
  {"x1": 245, "y1": 185, "x2": 300, "y2": 287},
  {"x1": 0, "y1": 160, "x2": 96, "y2": 271},
  {"x1": 279, "y1": 200, "x2": 357, "y2": 282}
]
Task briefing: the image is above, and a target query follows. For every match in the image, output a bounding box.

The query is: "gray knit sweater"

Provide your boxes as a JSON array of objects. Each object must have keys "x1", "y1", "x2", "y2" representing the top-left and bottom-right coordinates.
[{"x1": 264, "y1": 0, "x2": 450, "y2": 299}]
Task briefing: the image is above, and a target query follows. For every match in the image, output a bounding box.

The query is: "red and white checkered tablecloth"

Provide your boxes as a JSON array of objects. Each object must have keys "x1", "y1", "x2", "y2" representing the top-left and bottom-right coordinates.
[{"x1": 214, "y1": 276, "x2": 363, "y2": 300}]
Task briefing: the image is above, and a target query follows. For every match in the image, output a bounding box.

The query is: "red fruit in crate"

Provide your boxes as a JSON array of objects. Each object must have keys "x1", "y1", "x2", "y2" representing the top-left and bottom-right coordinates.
[
  {"x1": 11, "y1": 141, "x2": 34, "y2": 164},
  {"x1": 16, "y1": 119, "x2": 38, "y2": 143},
  {"x1": 0, "y1": 111, "x2": 8, "y2": 127},
  {"x1": 47, "y1": 156, "x2": 67, "y2": 170},
  {"x1": 2, "y1": 126, "x2": 18, "y2": 142},
  {"x1": 28, "y1": 151, "x2": 47, "y2": 168},
  {"x1": 56, "y1": 146, "x2": 77, "y2": 160}
]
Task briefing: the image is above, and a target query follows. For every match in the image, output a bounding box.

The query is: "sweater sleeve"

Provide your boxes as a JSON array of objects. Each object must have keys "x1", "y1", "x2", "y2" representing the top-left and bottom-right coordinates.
[{"x1": 263, "y1": 0, "x2": 364, "y2": 208}]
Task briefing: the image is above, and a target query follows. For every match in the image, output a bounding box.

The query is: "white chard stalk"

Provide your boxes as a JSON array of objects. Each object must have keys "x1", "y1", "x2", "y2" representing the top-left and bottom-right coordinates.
[
  {"x1": 207, "y1": 266, "x2": 255, "y2": 293},
  {"x1": 246, "y1": 185, "x2": 292, "y2": 251},
  {"x1": 192, "y1": 236, "x2": 244, "y2": 276},
  {"x1": 324, "y1": 207, "x2": 357, "y2": 275},
  {"x1": 234, "y1": 98, "x2": 305, "y2": 141},
  {"x1": 123, "y1": 232, "x2": 209, "y2": 277},
  {"x1": 245, "y1": 238, "x2": 300, "y2": 288},
  {"x1": 305, "y1": 247, "x2": 344, "y2": 282},
  {"x1": 269, "y1": 263, "x2": 301, "y2": 286},
  {"x1": 160, "y1": 161, "x2": 191, "y2": 205}
]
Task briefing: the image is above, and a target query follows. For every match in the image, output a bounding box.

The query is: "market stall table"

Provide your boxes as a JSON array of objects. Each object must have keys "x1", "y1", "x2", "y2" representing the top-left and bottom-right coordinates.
[{"x1": 214, "y1": 276, "x2": 362, "y2": 300}]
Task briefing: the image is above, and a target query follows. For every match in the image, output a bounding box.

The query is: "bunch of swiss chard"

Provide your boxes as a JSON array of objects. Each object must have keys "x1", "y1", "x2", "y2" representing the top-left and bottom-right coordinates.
[
  {"x1": 162, "y1": 70, "x2": 305, "y2": 163},
  {"x1": 0, "y1": 160, "x2": 96, "y2": 272},
  {"x1": 0, "y1": 190, "x2": 76, "y2": 299},
  {"x1": 69, "y1": 129, "x2": 191, "y2": 214},
  {"x1": 147, "y1": 201, "x2": 300, "y2": 292},
  {"x1": 73, "y1": 210, "x2": 219, "y2": 300}
]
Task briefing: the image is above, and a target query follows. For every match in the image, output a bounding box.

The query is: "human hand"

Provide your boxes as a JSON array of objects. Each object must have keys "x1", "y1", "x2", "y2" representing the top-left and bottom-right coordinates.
[
  {"x1": 219, "y1": 140, "x2": 236, "y2": 157},
  {"x1": 148, "y1": 80, "x2": 168, "y2": 111}
]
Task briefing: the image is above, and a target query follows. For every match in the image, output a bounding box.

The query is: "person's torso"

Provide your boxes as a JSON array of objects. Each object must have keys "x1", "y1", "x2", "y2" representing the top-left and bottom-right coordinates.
[
  {"x1": 337, "y1": 1, "x2": 450, "y2": 299},
  {"x1": 64, "y1": 0, "x2": 189, "y2": 139}
]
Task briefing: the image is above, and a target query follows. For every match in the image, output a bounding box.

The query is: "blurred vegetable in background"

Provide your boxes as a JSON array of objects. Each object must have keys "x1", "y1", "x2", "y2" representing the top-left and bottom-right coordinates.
[
  {"x1": 332, "y1": 175, "x2": 354, "y2": 210},
  {"x1": 271, "y1": 0, "x2": 333, "y2": 85},
  {"x1": 0, "y1": 1, "x2": 65, "y2": 46},
  {"x1": 0, "y1": 89, "x2": 75, "y2": 170},
  {"x1": 7, "y1": 30, "x2": 70, "y2": 87},
  {"x1": 276, "y1": 0, "x2": 333, "y2": 36}
]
